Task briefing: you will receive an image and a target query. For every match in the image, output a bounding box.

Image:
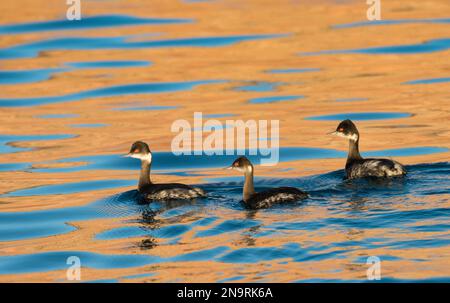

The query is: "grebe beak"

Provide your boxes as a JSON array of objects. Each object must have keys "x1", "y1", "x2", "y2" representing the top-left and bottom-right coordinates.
[
  {"x1": 328, "y1": 131, "x2": 339, "y2": 136},
  {"x1": 123, "y1": 153, "x2": 132, "y2": 158}
]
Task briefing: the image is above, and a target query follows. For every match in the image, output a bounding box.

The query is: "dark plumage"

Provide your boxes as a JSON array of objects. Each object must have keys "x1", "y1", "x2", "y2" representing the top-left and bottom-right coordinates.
[
  {"x1": 227, "y1": 156, "x2": 308, "y2": 209},
  {"x1": 244, "y1": 187, "x2": 308, "y2": 209},
  {"x1": 140, "y1": 183, "x2": 205, "y2": 200},
  {"x1": 331, "y1": 120, "x2": 406, "y2": 179}
]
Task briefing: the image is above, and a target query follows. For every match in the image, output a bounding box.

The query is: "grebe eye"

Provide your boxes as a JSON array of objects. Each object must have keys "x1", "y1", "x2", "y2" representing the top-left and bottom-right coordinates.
[{"x1": 338, "y1": 127, "x2": 344, "y2": 132}]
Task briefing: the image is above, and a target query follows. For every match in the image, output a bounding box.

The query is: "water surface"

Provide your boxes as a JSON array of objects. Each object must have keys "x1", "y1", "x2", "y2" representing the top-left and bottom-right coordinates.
[
  {"x1": 403, "y1": 77, "x2": 450, "y2": 85},
  {"x1": 0, "y1": 162, "x2": 448, "y2": 282},
  {"x1": 0, "y1": 15, "x2": 192, "y2": 35},
  {"x1": 0, "y1": 80, "x2": 223, "y2": 107},
  {"x1": 249, "y1": 95, "x2": 304, "y2": 104},
  {"x1": 305, "y1": 112, "x2": 411, "y2": 121},
  {"x1": 333, "y1": 18, "x2": 450, "y2": 29},
  {"x1": 0, "y1": 134, "x2": 75, "y2": 154},
  {"x1": 302, "y1": 38, "x2": 450, "y2": 55},
  {"x1": 0, "y1": 0, "x2": 448, "y2": 283},
  {"x1": 266, "y1": 68, "x2": 320, "y2": 74},
  {"x1": 0, "y1": 34, "x2": 288, "y2": 60},
  {"x1": 28, "y1": 145, "x2": 449, "y2": 173}
]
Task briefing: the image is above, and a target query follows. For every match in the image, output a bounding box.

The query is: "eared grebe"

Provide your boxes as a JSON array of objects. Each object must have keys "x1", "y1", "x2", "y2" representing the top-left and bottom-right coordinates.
[
  {"x1": 227, "y1": 156, "x2": 308, "y2": 209},
  {"x1": 330, "y1": 119, "x2": 406, "y2": 179},
  {"x1": 126, "y1": 141, "x2": 205, "y2": 201}
]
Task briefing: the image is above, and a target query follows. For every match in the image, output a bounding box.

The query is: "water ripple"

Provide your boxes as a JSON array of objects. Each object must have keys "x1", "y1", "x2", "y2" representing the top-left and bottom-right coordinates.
[
  {"x1": 305, "y1": 112, "x2": 411, "y2": 121},
  {"x1": 0, "y1": 14, "x2": 192, "y2": 35},
  {"x1": 333, "y1": 18, "x2": 450, "y2": 29},
  {"x1": 0, "y1": 162, "x2": 448, "y2": 281},
  {"x1": 302, "y1": 38, "x2": 450, "y2": 55},
  {"x1": 30, "y1": 147, "x2": 448, "y2": 174},
  {"x1": 0, "y1": 34, "x2": 288, "y2": 60},
  {"x1": 0, "y1": 134, "x2": 75, "y2": 154},
  {"x1": 0, "y1": 80, "x2": 224, "y2": 107},
  {"x1": 403, "y1": 77, "x2": 450, "y2": 85},
  {"x1": 249, "y1": 95, "x2": 304, "y2": 104}
]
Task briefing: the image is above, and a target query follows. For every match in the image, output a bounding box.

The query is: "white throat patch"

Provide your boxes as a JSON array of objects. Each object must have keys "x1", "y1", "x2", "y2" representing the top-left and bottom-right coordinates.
[
  {"x1": 348, "y1": 133, "x2": 358, "y2": 141},
  {"x1": 335, "y1": 131, "x2": 358, "y2": 141},
  {"x1": 233, "y1": 166, "x2": 245, "y2": 173},
  {"x1": 131, "y1": 153, "x2": 152, "y2": 162}
]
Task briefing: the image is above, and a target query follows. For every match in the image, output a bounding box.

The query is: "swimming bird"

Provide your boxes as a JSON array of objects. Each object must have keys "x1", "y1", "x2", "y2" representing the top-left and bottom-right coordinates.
[
  {"x1": 330, "y1": 119, "x2": 406, "y2": 179},
  {"x1": 227, "y1": 156, "x2": 308, "y2": 209},
  {"x1": 126, "y1": 141, "x2": 205, "y2": 201}
]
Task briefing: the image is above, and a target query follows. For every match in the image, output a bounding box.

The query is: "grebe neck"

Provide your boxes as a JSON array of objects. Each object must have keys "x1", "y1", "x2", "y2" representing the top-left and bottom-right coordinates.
[
  {"x1": 139, "y1": 159, "x2": 152, "y2": 191},
  {"x1": 347, "y1": 137, "x2": 363, "y2": 162},
  {"x1": 243, "y1": 167, "x2": 255, "y2": 202}
]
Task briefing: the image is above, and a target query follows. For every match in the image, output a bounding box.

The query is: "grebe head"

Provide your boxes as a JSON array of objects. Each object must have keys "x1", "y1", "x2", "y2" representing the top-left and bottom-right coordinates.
[
  {"x1": 227, "y1": 156, "x2": 253, "y2": 174},
  {"x1": 330, "y1": 119, "x2": 359, "y2": 141},
  {"x1": 126, "y1": 141, "x2": 152, "y2": 162}
]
